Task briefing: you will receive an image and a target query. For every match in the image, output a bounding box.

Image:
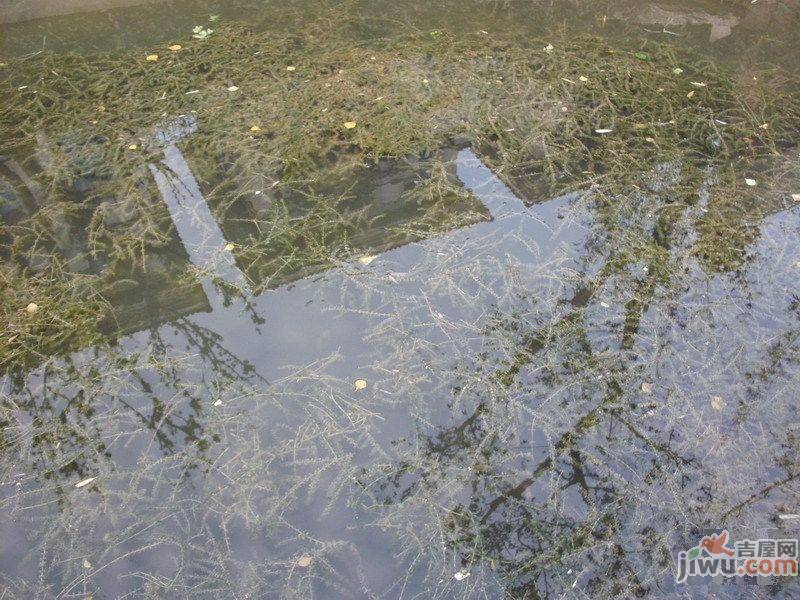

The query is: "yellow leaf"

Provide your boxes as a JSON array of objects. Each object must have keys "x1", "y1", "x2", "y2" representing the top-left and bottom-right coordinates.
[
  {"x1": 579, "y1": 75, "x2": 589, "y2": 82},
  {"x1": 128, "y1": 144, "x2": 138, "y2": 151},
  {"x1": 83, "y1": 559, "x2": 92, "y2": 569},
  {"x1": 26, "y1": 302, "x2": 39, "y2": 314},
  {"x1": 286, "y1": 66, "x2": 296, "y2": 72},
  {"x1": 354, "y1": 379, "x2": 367, "y2": 390},
  {"x1": 358, "y1": 255, "x2": 376, "y2": 265},
  {"x1": 146, "y1": 54, "x2": 159, "y2": 62},
  {"x1": 250, "y1": 125, "x2": 262, "y2": 132},
  {"x1": 168, "y1": 44, "x2": 182, "y2": 52},
  {"x1": 75, "y1": 477, "x2": 97, "y2": 488},
  {"x1": 344, "y1": 121, "x2": 357, "y2": 129},
  {"x1": 791, "y1": 194, "x2": 800, "y2": 202},
  {"x1": 296, "y1": 555, "x2": 313, "y2": 567},
  {"x1": 711, "y1": 396, "x2": 726, "y2": 411},
  {"x1": 224, "y1": 243, "x2": 235, "y2": 251}
]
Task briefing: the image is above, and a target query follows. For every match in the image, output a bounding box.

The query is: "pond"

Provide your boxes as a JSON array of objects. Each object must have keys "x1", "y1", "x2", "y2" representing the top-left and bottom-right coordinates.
[{"x1": 1, "y1": 1, "x2": 800, "y2": 598}]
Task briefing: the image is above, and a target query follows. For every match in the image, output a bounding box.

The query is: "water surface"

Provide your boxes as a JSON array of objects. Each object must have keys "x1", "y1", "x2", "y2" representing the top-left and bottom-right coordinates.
[{"x1": 1, "y1": 1, "x2": 800, "y2": 598}]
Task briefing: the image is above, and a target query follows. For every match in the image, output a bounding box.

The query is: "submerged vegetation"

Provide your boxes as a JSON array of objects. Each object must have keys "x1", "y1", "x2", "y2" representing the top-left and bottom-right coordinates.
[
  {"x1": 1, "y1": 4, "x2": 799, "y2": 371},
  {"x1": 1, "y1": 1, "x2": 800, "y2": 598}
]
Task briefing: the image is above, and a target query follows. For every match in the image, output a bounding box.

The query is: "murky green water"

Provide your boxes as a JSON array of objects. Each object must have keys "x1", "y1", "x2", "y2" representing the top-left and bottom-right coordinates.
[{"x1": 1, "y1": 1, "x2": 800, "y2": 598}]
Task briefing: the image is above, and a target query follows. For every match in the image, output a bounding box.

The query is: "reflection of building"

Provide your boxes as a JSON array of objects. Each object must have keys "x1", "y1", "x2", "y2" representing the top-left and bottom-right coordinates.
[{"x1": 2, "y1": 118, "x2": 492, "y2": 361}]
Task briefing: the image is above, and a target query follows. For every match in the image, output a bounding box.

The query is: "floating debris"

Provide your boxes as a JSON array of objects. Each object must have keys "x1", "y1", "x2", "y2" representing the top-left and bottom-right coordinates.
[
  {"x1": 296, "y1": 555, "x2": 313, "y2": 567},
  {"x1": 75, "y1": 477, "x2": 97, "y2": 489},
  {"x1": 145, "y1": 54, "x2": 159, "y2": 62},
  {"x1": 454, "y1": 570, "x2": 471, "y2": 581},
  {"x1": 25, "y1": 303, "x2": 39, "y2": 314},
  {"x1": 192, "y1": 26, "x2": 214, "y2": 39},
  {"x1": 711, "y1": 396, "x2": 726, "y2": 411},
  {"x1": 354, "y1": 379, "x2": 367, "y2": 390}
]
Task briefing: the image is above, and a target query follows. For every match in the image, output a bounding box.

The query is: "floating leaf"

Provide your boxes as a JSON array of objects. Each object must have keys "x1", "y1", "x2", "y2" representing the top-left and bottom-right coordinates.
[
  {"x1": 792, "y1": 194, "x2": 800, "y2": 202},
  {"x1": 213, "y1": 399, "x2": 223, "y2": 406},
  {"x1": 543, "y1": 43, "x2": 554, "y2": 53},
  {"x1": 690, "y1": 81, "x2": 707, "y2": 87},
  {"x1": 128, "y1": 144, "x2": 138, "y2": 151},
  {"x1": 286, "y1": 66, "x2": 296, "y2": 72},
  {"x1": 83, "y1": 559, "x2": 92, "y2": 569},
  {"x1": 641, "y1": 382, "x2": 654, "y2": 394},
  {"x1": 358, "y1": 255, "x2": 377, "y2": 265},
  {"x1": 745, "y1": 178, "x2": 757, "y2": 187},
  {"x1": 672, "y1": 67, "x2": 684, "y2": 75},
  {"x1": 344, "y1": 121, "x2": 357, "y2": 129},
  {"x1": 454, "y1": 570, "x2": 471, "y2": 581},
  {"x1": 711, "y1": 395, "x2": 726, "y2": 411},
  {"x1": 250, "y1": 125, "x2": 262, "y2": 132},
  {"x1": 227, "y1": 86, "x2": 239, "y2": 92},
  {"x1": 75, "y1": 477, "x2": 97, "y2": 489},
  {"x1": 26, "y1": 302, "x2": 39, "y2": 314},
  {"x1": 145, "y1": 54, "x2": 159, "y2": 62},
  {"x1": 634, "y1": 52, "x2": 650, "y2": 61},
  {"x1": 296, "y1": 555, "x2": 313, "y2": 567},
  {"x1": 354, "y1": 379, "x2": 367, "y2": 390},
  {"x1": 579, "y1": 75, "x2": 589, "y2": 82},
  {"x1": 595, "y1": 128, "x2": 613, "y2": 134},
  {"x1": 168, "y1": 44, "x2": 182, "y2": 52},
  {"x1": 687, "y1": 547, "x2": 700, "y2": 560},
  {"x1": 224, "y1": 243, "x2": 235, "y2": 252}
]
